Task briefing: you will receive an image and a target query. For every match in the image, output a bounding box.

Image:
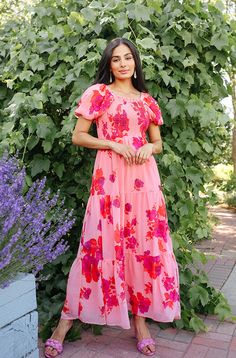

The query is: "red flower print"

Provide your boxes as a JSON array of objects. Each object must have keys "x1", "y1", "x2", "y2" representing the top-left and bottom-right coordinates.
[
  {"x1": 80, "y1": 287, "x2": 92, "y2": 300},
  {"x1": 162, "y1": 273, "x2": 175, "y2": 291},
  {"x1": 89, "y1": 91, "x2": 104, "y2": 113},
  {"x1": 147, "y1": 208, "x2": 157, "y2": 221},
  {"x1": 132, "y1": 101, "x2": 150, "y2": 135},
  {"x1": 109, "y1": 171, "x2": 116, "y2": 183},
  {"x1": 88, "y1": 85, "x2": 113, "y2": 115},
  {"x1": 132, "y1": 136, "x2": 145, "y2": 149},
  {"x1": 114, "y1": 224, "x2": 124, "y2": 261},
  {"x1": 112, "y1": 197, "x2": 120, "y2": 208},
  {"x1": 126, "y1": 236, "x2": 138, "y2": 250},
  {"x1": 162, "y1": 273, "x2": 179, "y2": 309},
  {"x1": 97, "y1": 219, "x2": 102, "y2": 231},
  {"x1": 157, "y1": 198, "x2": 166, "y2": 218},
  {"x1": 102, "y1": 276, "x2": 119, "y2": 314},
  {"x1": 100, "y1": 195, "x2": 113, "y2": 224},
  {"x1": 134, "y1": 178, "x2": 144, "y2": 191},
  {"x1": 90, "y1": 168, "x2": 105, "y2": 195},
  {"x1": 153, "y1": 220, "x2": 168, "y2": 242},
  {"x1": 128, "y1": 286, "x2": 151, "y2": 314},
  {"x1": 136, "y1": 250, "x2": 163, "y2": 279},
  {"x1": 114, "y1": 224, "x2": 121, "y2": 243},
  {"x1": 170, "y1": 290, "x2": 179, "y2": 302},
  {"x1": 163, "y1": 290, "x2": 180, "y2": 309},
  {"x1": 115, "y1": 244, "x2": 123, "y2": 261},
  {"x1": 158, "y1": 239, "x2": 167, "y2": 253},
  {"x1": 145, "y1": 282, "x2": 153, "y2": 294},
  {"x1": 143, "y1": 94, "x2": 163, "y2": 125},
  {"x1": 146, "y1": 206, "x2": 169, "y2": 242},
  {"x1": 78, "y1": 302, "x2": 83, "y2": 315},
  {"x1": 62, "y1": 299, "x2": 70, "y2": 314},
  {"x1": 81, "y1": 237, "x2": 102, "y2": 283},
  {"x1": 108, "y1": 107, "x2": 129, "y2": 139},
  {"x1": 121, "y1": 218, "x2": 138, "y2": 251},
  {"x1": 125, "y1": 202, "x2": 132, "y2": 214}
]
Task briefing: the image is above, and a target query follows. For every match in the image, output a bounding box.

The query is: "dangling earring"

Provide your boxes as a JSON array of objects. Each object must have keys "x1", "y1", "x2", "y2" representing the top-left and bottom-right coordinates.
[
  {"x1": 110, "y1": 71, "x2": 113, "y2": 83},
  {"x1": 133, "y1": 70, "x2": 137, "y2": 79}
]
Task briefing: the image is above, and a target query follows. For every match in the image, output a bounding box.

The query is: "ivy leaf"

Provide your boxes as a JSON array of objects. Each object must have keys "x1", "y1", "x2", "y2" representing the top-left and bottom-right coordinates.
[
  {"x1": 115, "y1": 13, "x2": 128, "y2": 30},
  {"x1": 53, "y1": 162, "x2": 65, "y2": 179},
  {"x1": 30, "y1": 154, "x2": 50, "y2": 177},
  {"x1": 9, "y1": 92, "x2": 26, "y2": 105},
  {"x1": 185, "y1": 167, "x2": 202, "y2": 185},
  {"x1": 27, "y1": 135, "x2": 39, "y2": 150},
  {"x1": 202, "y1": 142, "x2": 213, "y2": 153},
  {"x1": 159, "y1": 70, "x2": 171, "y2": 86},
  {"x1": 81, "y1": 7, "x2": 97, "y2": 22},
  {"x1": 126, "y1": 4, "x2": 153, "y2": 21},
  {"x1": 146, "y1": 0, "x2": 162, "y2": 13},
  {"x1": 189, "y1": 316, "x2": 207, "y2": 333},
  {"x1": 214, "y1": 301, "x2": 232, "y2": 320},
  {"x1": 160, "y1": 46, "x2": 171, "y2": 61},
  {"x1": 189, "y1": 286, "x2": 209, "y2": 307},
  {"x1": 181, "y1": 30, "x2": 192, "y2": 46},
  {"x1": 186, "y1": 141, "x2": 201, "y2": 156},
  {"x1": 36, "y1": 115, "x2": 55, "y2": 139},
  {"x1": 210, "y1": 32, "x2": 229, "y2": 51},
  {"x1": 136, "y1": 37, "x2": 157, "y2": 51},
  {"x1": 42, "y1": 140, "x2": 53, "y2": 153}
]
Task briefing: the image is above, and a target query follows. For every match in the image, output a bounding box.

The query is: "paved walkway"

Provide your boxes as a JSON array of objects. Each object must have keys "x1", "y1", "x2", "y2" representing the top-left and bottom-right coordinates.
[{"x1": 39, "y1": 206, "x2": 236, "y2": 358}]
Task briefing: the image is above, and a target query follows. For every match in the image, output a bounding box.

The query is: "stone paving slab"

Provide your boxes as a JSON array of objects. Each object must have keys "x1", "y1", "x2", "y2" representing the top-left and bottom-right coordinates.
[{"x1": 39, "y1": 206, "x2": 236, "y2": 358}]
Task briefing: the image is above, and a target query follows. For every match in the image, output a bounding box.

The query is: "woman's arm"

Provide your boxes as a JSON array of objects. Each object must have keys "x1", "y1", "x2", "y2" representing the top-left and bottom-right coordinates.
[
  {"x1": 72, "y1": 116, "x2": 111, "y2": 149},
  {"x1": 148, "y1": 123, "x2": 163, "y2": 154},
  {"x1": 72, "y1": 116, "x2": 136, "y2": 164},
  {"x1": 134, "y1": 124, "x2": 162, "y2": 165}
]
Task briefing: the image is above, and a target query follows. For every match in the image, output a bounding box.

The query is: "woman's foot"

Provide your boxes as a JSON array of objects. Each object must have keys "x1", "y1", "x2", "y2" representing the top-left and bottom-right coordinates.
[
  {"x1": 44, "y1": 319, "x2": 73, "y2": 357},
  {"x1": 133, "y1": 315, "x2": 156, "y2": 355}
]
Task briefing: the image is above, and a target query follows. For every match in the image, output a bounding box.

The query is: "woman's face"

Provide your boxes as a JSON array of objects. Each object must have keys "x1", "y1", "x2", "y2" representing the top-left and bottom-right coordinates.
[{"x1": 110, "y1": 44, "x2": 136, "y2": 80}]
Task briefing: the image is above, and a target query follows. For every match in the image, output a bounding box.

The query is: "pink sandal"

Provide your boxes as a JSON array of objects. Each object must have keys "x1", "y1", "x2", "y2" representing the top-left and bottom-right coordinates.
[
  {"x1": 44, "y1": 338, "x2": 63, "y2": 358},
  {"x1": 137, "y1": 338, "x2": 156, "y2": 356}
]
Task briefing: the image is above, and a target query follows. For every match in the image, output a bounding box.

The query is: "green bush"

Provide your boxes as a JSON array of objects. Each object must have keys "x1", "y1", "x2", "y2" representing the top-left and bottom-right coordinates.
[{"x1": 0, "y1": 0, "x2": 235, "y2": 334}]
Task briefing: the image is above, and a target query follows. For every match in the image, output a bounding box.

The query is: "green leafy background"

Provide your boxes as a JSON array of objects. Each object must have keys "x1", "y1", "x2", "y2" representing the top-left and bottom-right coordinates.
[{"x1": 0, "y1": 0, "x2": 235, "y2": 335}]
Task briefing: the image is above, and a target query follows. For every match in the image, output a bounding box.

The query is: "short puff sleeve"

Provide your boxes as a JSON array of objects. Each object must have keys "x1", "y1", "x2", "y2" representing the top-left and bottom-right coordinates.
[
  {"x1": 143, "y1": 94, "x2": 163, "y2": 126},
  {"x1": 75, "y1": 83, "x2": 114, "y2": 121}
]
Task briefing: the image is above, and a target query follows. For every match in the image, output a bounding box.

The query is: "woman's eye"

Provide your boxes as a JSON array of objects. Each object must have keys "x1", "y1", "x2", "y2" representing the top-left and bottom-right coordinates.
[{"x1": 125, "y1": 57, "x2": 133, "y2": 60}]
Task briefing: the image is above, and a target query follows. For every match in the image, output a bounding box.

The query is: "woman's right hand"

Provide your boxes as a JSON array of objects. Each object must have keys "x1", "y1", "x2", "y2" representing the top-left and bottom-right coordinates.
[{"x1": 109, "y1": 141, "x2": 136, "y2": 165}]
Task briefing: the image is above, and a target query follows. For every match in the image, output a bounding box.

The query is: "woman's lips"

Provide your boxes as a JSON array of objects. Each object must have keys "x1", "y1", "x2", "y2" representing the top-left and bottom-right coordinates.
[{"x1": 119, "y1": 70, "x2": 129, "y2": 74}]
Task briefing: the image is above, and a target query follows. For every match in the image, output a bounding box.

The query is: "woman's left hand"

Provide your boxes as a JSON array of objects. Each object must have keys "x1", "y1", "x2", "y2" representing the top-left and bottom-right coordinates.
[{"x1": 135, "y1": 143, "x2": 154, "y2": 165}]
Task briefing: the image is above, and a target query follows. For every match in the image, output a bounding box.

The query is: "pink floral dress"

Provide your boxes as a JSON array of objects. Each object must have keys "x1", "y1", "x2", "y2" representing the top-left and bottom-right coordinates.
[{"x1": 61, "y1": 84, "x2": 180, "y2": 328}]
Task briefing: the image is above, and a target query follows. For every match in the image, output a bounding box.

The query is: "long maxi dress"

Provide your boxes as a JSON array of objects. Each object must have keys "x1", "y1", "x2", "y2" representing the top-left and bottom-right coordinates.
[{"x1": 61, "y1": 83, "x2": 181, "y2": 329}]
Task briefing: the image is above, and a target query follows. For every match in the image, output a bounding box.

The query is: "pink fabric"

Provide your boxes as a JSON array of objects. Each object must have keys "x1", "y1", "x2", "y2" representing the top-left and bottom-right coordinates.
[{"x1": 61, "y1": 84, "x2": 180, "y2": 329}]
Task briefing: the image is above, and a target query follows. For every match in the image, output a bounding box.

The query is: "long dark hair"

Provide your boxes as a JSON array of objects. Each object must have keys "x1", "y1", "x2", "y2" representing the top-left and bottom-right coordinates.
[{"x1": 93, "y1": 38, "x2": 148, "y2": 93}]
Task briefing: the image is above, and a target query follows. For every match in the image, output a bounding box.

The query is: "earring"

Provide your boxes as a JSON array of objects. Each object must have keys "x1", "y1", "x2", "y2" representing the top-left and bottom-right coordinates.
[
  {"x1": 134, "y1": 70, "x2": 137, "y2": 79},
  {"x1": 110, "y1": 71, "x2": 113, "y2": 83}
]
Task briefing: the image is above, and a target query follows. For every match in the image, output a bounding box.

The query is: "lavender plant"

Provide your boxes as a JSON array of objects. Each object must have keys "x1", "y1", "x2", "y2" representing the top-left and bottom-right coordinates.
[{"x1": 0, "y1": 153, "x2": 75, "y2": 288}]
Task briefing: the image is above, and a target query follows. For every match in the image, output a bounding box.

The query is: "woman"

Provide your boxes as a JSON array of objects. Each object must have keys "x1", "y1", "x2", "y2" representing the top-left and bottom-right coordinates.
[{"x1": 45, "y1": 38, "x2": 180, "y2": 358}]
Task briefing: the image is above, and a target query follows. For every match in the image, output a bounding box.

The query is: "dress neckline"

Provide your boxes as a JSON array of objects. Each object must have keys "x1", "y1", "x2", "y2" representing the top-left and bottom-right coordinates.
[{"x1": 105, "y1": 85, "x2": 142, "y2": 102}]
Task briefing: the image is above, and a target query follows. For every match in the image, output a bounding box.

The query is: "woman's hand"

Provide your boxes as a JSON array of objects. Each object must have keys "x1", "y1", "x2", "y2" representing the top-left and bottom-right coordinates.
[
  {"x1": 109, "y1": 141, "x2": 136, "y2": 165},
  {"x1": 135, "y1": 143, "x2": 154, "y2": 165}
]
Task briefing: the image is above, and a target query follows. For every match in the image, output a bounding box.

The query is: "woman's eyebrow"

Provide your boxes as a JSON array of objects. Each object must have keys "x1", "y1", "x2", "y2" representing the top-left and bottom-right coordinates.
[{"x1": 111, "y1": 52, "x2": 133, "y2": 58}]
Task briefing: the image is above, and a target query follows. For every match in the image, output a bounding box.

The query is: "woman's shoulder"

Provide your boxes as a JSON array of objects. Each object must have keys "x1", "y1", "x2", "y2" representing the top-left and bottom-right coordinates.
[
  {"x1": 83, "y1": 83, "x2": 109, "y2": 96},
  {"x1": 142, "y1": 91, "x2": 156, "y2": 102}
]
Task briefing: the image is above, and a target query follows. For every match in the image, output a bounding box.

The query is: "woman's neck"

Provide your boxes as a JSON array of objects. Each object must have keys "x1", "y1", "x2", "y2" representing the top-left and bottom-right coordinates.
[{"x1": 109, "y1": 79, "x2": 137, "y2": 94}]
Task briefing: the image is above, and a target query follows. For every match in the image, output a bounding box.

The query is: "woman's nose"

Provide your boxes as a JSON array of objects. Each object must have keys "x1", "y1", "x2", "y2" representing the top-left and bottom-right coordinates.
[{"x1": 120, "y1": 59, "x2": 126, "y2": 67}]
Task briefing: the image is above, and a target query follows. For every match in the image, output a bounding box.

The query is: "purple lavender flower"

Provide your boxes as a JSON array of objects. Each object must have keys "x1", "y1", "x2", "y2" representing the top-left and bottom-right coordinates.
[{"x1": 0, "y1": 153, "x2": 75, "y2": 288}]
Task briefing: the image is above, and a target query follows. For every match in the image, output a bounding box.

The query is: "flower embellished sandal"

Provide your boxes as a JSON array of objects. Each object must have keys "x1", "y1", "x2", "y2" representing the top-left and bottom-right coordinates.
[
  {"x1": 44, "y1": 338, "x2": 63, "y2": 358},
  {"x1": 137, "y1": 337, "x2": 156, "y2": 356}
]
